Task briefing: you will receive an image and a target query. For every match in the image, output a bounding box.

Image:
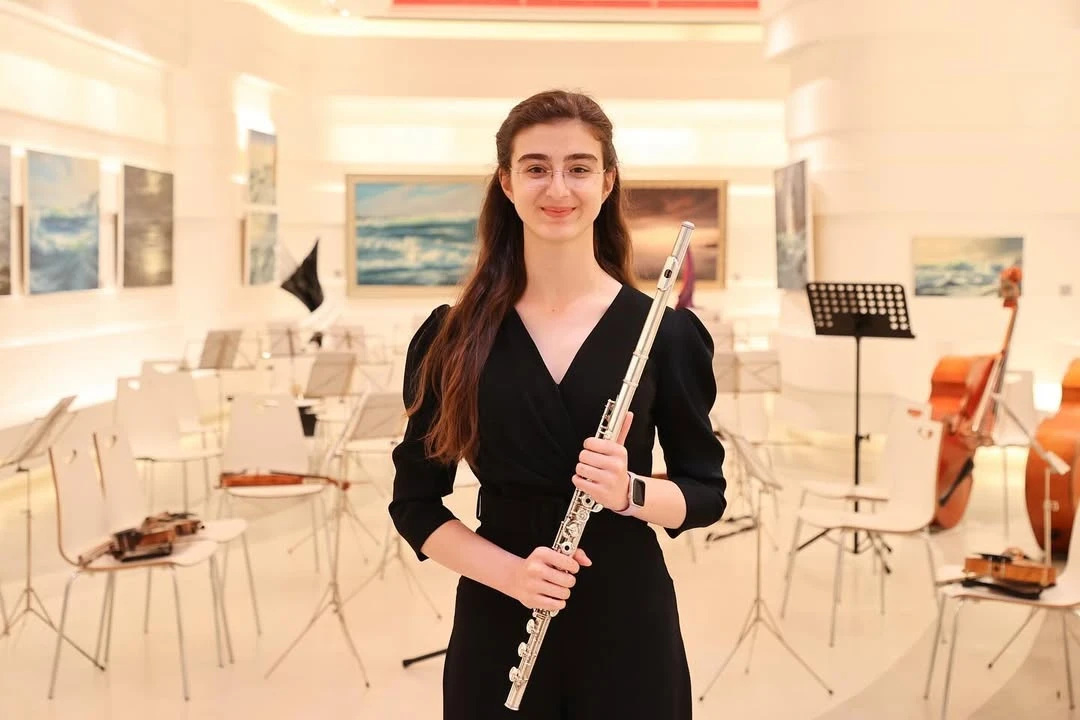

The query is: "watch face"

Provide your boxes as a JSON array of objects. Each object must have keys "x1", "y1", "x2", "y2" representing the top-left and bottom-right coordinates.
[{"x1": 631, "y1": 477, "x2": 646, "y2": 506}]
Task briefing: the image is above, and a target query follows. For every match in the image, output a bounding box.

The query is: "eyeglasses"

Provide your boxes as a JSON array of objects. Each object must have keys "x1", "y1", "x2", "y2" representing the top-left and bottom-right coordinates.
[{"x1": 512, "y1": 166, "x2": 606, "y2": 187}]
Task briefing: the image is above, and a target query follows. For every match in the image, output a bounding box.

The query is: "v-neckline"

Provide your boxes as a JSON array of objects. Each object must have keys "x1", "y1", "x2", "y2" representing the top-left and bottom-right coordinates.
[{"x1": 511, "y1": 283, "x2": 627, "y2": 389}]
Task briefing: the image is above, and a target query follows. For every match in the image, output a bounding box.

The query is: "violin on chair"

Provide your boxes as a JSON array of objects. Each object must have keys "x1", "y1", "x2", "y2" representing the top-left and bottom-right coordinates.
[
  {"x1": 1024, "y1": 359, "x2": 1080, "y2": 553},
  {"x1": 928, "y1": 266, "x2": 1022, "y2": 530}
]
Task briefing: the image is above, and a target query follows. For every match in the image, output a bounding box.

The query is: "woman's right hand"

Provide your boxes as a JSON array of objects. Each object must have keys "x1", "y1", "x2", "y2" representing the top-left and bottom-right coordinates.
[{"x1": 507, "y1": 546, "x2": 593, "y2": 611}]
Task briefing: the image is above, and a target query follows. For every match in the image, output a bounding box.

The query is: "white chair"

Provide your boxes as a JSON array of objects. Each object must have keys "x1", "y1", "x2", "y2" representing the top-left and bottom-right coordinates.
[
  {"x1": 218, "y1": 393, "x2": 331, "y2": 572},
  {"x1": 780, "y1": 407, "x2": 943, "y2": 646},
  {"x1": 925, "y1": 503, "x2": 1080, "y2": 719},
  {"x1": 46, "y1": 432, "x2": 222, "y2": 701},
  {"x1": 990, "y1": 369, "x2": 1039, "y2": 537},
  {"x1": 114, "y1": 376, "x2": 222, "y2": 513},
  {"x1": 93, "y1": 427, "x2": 260, "y2": 640},
  {"x1": 797, "y1": 399, "x2": 933, "y2": 507}
]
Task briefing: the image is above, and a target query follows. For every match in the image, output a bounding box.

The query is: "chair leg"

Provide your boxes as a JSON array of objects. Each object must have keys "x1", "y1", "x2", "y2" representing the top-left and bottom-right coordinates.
[
  {"x1": 240, "y1": 533, "x2": 262, "y2": 636},
  {"x1": 208, "y1": 558, "x2": 224, "y2": 669},
  {"x1": 144, "y1": 567, "x2": 153, "y2": 634},
  {"x1": 0, "y1": 579, "x2": 8, "y2": 635},
  {"x1": 1063, "y1": 611, "x2": 1076, "y2": 710},
  {"x1": 830, "y1": 529, "x2": 844, "y2": 648},
  {"x1": 169, "y1": 566, "x2": 191, "y2": 702},
  {"x1": 923, "y1": 593, "x2": 946, "y2": 699},
  {"x1": 780, "y1": 514, "x2": 804, "y2": 618},
  {"x1": 988, "y1": 606, "x2": 1039, "y2": 668},
  {"x1": 310, "y1": 496, "x2": 321, "y2": 573},
  {"x1": 47, "y1": 571, "x2": 82, "y2": 699},
  {"x1": 93, "y1": 574, "x2": 114, "y2": 666},
  {"x1": 922, "y1": 528, "x2": 938, "y2": 606},
  {"x1": 940, "y1": 599, "x2": 966, "y2": 720}
]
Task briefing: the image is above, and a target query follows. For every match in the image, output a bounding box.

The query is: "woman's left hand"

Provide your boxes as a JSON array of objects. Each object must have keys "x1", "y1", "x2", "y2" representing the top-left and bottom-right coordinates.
[{"x1": 572, "y1": 412, "x2": 634, "y2": 512}]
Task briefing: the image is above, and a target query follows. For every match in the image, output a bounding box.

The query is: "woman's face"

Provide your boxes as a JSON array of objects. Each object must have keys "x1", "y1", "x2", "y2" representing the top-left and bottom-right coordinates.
[{"x1": 500, "y1": 119, "x2": 615, "y2": 247}]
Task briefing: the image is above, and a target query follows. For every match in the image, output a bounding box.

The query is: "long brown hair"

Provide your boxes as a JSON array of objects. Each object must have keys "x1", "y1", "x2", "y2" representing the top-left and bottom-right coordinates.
[{"x1": 408, "y1": 89, "x2": 636, "y2": 466}]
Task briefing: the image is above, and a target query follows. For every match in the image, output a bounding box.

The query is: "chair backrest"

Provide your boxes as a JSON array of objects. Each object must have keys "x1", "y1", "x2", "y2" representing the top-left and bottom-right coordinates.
[
  {"x1": 992, "y1": 369, "x2": 1037, "y2": 445},
  {"x1": 222, "y1": 393, "x2": 310, "y2": 475},
  {"x1": 92, "y1": 427, "x2": 150, "y2": 533},
  {"x1": 48, "y1": 433, "x2": 110, "y2": 567},
  {"x1": 114, "y1": 376, "x2": 183, "y2": 457},
  {"x1": 142, "y1": 368, "x2": 206, "y2": 435},
  {"x1": 877, "y1": 407, "x2": 944, "y2": 528}
]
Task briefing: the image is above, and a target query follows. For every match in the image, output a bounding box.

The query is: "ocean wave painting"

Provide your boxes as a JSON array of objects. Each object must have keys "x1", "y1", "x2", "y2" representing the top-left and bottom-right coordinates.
[
  {"x1": 27, "y1": 150, "x2": 99, "y2": 294},
  {"x1": 350, "y1": 178, "x2": 485, "y2": 287},
  {"x1": 248, "y1": 130, "x2": 276, "y2": 205},
  {"x1": 913, "y1": 236, "x2": 1024, "y2": 297},
  {"x1": 0, "y1": 145, "x2": 10, "y2": 295},
  {"x1": 123, "y1": 165, "x2": 174, "y2": 288},
  {"x1": 246, "y1": 211, "x2": 278, "y2": 285},
  {"x1": 625, "y1": 185, "x2": 725, "y2": 285}
]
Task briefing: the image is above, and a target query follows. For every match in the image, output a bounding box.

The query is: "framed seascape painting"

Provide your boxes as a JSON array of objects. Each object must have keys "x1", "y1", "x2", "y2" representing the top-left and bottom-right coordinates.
[
  {"x1": 346, "y1": 174, "x2": 487, "y2": 295},
  {"x1": 624, "y1": 181, "x2": 727, "y2": 289},
  {"x1": 0, "y1": 144, "x2": 10, "y2": 295},
  {"x1": 26, "y1": 149, "x2": 100, "y2": 294},
  {"x1": 244, "y1": 211, "x2": 278, "y2": 285},
  {"x1": 912, "y1": 236, "x2": 1024, "y2": 297},
  {"x1": 122, "y1": 165, "x2": 174, "y2": 288},
  {"x1": 248, "y1": 130, "x2": 276, "y2": 206},
  {"x1": 774, "y1": 159, "x2": 814, "y2": 290}
]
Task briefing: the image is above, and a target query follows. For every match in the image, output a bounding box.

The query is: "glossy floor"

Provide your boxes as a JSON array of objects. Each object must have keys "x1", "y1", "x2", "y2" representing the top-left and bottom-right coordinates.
[{"x1": 0, "y1": 434, "x2": 1074, "y2": 719}]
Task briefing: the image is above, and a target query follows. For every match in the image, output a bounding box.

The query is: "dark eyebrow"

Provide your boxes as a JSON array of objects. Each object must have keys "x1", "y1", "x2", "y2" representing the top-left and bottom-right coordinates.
[{"x1": 515, "y1": 153, "x2": 600, "y2": 163}]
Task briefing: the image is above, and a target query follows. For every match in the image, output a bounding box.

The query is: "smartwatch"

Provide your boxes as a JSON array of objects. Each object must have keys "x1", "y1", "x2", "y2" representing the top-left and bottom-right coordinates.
[{"x1": 628, "y1": 472, "x2": 647, "y2": 509}]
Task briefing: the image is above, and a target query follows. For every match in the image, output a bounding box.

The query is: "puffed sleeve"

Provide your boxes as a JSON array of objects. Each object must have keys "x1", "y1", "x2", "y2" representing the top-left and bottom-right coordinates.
[
  {"x1": 653, "y1": 307, "x2": 727, "y2": 538},
  {"x1": 388, "y1": 305, "x2": 460, "y2": 561}
]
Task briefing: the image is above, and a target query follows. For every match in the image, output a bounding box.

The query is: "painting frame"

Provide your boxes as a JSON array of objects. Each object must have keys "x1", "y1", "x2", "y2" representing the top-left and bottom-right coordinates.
[
  {"x1": 247, "y1": 129, "x2": 277, "y2": 206},
  {"x1": 0, "y1": 144, "x2": 10, "y2": 296},
  {"x1": 242, "y1": 210, "x2": 279, "y2": 286},
  {"x1": 345, "y1": 173, "x2": 489, "y2": 298},
  {"x1": 23, "y1": 148, "x2": 100, "y2": 295},
  {"x1": 120, "y1": 164, "x2": 174, "y2": 289},
  {"x1": 774, "y1": 159, "x2": 814, "y2": 291},
  {"x1": 623, "y1": 179, "x2": 728, "y2": 290},
  {"x1": 912, "y1": 235, "x2": 1024, "y2": 298}
]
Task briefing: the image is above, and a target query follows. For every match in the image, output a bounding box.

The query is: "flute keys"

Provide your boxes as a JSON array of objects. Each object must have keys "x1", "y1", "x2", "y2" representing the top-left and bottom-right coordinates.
[
  {"x1": 518, "y1": 642, "x2": 528, "y2": 657},
  {"x1": 559, "y1": 541, "x2": 573, "y2": 553},
  {"x1": 527, "y1": 619, "x2": 537, "y2": 634},
  {"x1": 510, "y1": 667, "x2": 521, "y2": 683}
]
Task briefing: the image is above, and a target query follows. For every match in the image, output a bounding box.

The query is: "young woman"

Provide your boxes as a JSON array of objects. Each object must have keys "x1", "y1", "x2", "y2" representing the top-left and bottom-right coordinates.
[{"x1": 389, "y1": 89, "x2": 727, "y2": 719}]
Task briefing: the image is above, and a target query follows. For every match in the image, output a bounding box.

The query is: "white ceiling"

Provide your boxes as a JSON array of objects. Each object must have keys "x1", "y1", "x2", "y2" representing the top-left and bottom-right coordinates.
[{"x1": 240, "y1": 0, "x2": 758, "y2": 30}]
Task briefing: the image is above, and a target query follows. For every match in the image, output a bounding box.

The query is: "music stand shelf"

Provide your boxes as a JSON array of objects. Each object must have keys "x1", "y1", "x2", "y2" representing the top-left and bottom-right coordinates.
[{"x1": 805, "y1": 283, "x2": 915, "y2": 553}]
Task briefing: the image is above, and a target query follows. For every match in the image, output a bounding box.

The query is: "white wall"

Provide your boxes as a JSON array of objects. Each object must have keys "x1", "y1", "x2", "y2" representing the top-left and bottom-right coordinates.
[{"x1": 0, "y1": 0, "x2": 789, "y2": 436}]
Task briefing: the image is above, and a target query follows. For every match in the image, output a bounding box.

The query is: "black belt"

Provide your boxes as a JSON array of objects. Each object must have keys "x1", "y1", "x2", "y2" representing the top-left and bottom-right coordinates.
[{"x1": 475, "y1": 488, "x2": 573, "y2": 537}]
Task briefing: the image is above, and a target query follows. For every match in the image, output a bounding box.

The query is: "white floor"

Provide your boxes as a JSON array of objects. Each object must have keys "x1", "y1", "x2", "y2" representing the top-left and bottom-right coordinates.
[{"x1": 0, "y1": 427, "x2": 1074, "y2": 719}]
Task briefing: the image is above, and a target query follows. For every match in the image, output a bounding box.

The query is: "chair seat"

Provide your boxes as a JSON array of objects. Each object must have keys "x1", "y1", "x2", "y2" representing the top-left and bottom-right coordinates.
[
  {"x1": 139, "y1": 447, "x2": 222, "y2": 463},
  {"x1": 801, "y1": 479, "x2": 891, "y2": 503},
  {"x1": 199, "y1": 518, "x2": 247, "y2": 543},
  {"x1": 797, "y1": 505, "x2": 925, "y2": 534},
  {"x1": 223, "y1": 483, "x2": 326, "y2": 500},
  {"x1": 940, "y1": 572, "x2": 1080, "y2": 609},
  {"x1": 82, "y1": 538, "x2": 218, "y2": 572}
]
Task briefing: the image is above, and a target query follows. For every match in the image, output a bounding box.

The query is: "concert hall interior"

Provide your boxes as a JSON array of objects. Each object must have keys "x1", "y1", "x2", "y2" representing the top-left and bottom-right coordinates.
[{"x1": 3, "y1": 0, "x2": 1080, "y2": 718}]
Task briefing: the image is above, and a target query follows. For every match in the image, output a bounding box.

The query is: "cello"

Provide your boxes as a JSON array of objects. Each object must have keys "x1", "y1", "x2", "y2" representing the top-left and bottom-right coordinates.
[
  {"x1": 928, "y1": 266, "x2": 1022, "y2": 529},
  {"x1": 1024, "y1": 359, "x2": 1080, "y2": 553}
]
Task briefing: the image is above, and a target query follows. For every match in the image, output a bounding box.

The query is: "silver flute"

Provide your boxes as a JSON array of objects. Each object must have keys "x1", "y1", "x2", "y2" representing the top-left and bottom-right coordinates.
[{"x1": 505, "y1": 220, "x2": 696, "y2": 711}]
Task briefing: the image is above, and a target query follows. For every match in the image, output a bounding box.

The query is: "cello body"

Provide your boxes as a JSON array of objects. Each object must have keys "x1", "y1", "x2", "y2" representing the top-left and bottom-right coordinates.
[
  {"x1": 1024, "y1": 359, "x2": 1080, "y2": 553},
  {"x1": 927, "y1": 266, "x2": 1022, "y2": 530},
  {"x1": 928, "y1": 355, "x2": 995, "y2": 529}
]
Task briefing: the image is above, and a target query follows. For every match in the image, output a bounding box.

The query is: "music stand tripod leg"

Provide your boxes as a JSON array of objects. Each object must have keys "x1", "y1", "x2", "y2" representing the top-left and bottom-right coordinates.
[
  {"x1": 265, "y1": 482, "x2": 371, "y2": 686},
  {"x1": 699, "y1": 471, "x2": 832, "y2": 703},
  {"x1": 9, "y1": 466, "x2": 57, "y2": 632}
]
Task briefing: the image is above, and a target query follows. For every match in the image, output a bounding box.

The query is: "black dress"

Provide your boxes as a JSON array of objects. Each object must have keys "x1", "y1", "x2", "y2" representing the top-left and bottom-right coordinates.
[{"x1": 389, "y1": 283, "x2": 727, "y2": 720}]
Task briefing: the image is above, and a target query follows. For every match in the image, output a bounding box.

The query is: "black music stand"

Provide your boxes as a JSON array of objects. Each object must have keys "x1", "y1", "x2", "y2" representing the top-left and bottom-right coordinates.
[{"x1": 805, "y1": 283, "x2": 915, "y2": 553}]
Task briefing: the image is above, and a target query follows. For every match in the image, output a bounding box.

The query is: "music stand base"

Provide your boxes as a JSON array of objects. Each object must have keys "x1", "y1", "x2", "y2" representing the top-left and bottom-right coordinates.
[
  {"x1": 343, "y1": 532, "x2": 443, "y2": 621},
  {"x1": 697, "y1": 595, "x2": 833, "y2": 701}
]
